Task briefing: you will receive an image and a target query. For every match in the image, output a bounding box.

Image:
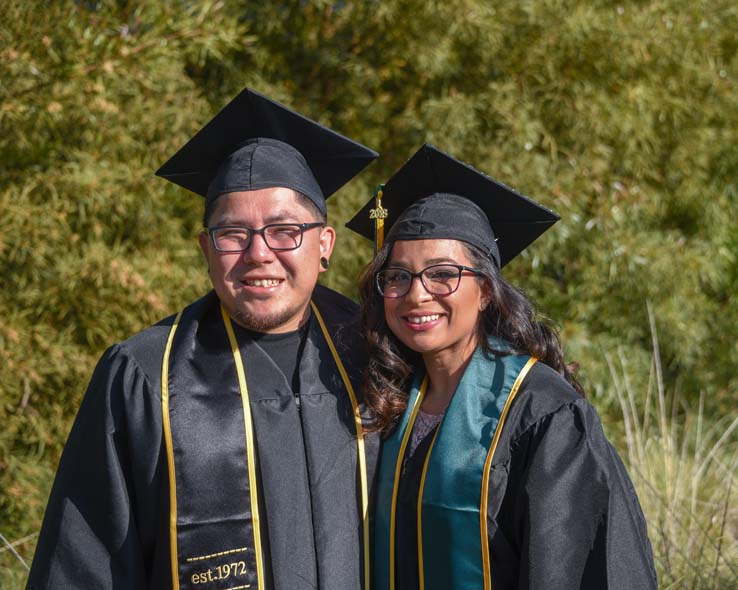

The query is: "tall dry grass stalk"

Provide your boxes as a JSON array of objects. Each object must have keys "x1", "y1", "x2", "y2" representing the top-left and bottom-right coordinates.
[{"x1": 604, "y1": 303, "x2": 738, "y2": 589}]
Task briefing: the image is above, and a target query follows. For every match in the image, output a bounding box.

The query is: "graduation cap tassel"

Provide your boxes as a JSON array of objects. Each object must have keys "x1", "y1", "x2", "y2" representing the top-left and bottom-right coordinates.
[{"x1": 369, "y1": 183, "x2": 387, "y2": 254}]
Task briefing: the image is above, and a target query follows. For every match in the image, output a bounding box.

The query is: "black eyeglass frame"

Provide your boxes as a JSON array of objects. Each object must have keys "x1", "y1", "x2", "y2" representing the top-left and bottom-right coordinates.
[
  {"x1": 376, "y1": 263, "x2": 484, "y2": 299},
  {"x1": 206, "y1": 222, "x2": 325, "y2": 252}
]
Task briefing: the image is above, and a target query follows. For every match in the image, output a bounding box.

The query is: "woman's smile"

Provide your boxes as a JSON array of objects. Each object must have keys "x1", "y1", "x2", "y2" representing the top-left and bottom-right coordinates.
[
  {"x1": 384, "y1": 239, "x2": 485, "y2": 362},
  {"x1": 402, "y1": 312, "x2": 444, "y2": 330}
]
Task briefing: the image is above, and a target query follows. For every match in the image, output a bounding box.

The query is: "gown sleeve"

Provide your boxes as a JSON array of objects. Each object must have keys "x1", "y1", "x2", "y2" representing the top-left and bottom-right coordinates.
[
  {"x1": 494, "y1": 398, "x2": 657, "y2": 590},
  {"x1": 27, "y1": 343, "x2": 164, "y2": 590}
]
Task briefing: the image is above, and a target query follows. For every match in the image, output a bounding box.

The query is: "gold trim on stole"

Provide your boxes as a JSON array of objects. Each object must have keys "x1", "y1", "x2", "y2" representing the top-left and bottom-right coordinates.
[
  {"x1": 221, "y1": 305, "x2": 265, "y2": 588},
  {"x1": 416, "y1": 426, "x2": 441, "y2": 590},
  {"x1": 388, "y1": 376, "x2": 429, "y2": 590},
  {"x1": 309, "y1": 301, "x2": 372, "y2": 590},
  {"x1": 480, "y1": 356, "x2": 537, "y2": 590},
  {"x1": 161, "y1": 310, "x2": 184, "y2": 590}
]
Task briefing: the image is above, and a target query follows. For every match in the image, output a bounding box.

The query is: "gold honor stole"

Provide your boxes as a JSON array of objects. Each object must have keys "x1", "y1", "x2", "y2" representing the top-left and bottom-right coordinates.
[
  {"x1": 374, "y1": 344, "x2": 537, "y2": 590},
  {"x1": 161, "y1": 299, "x2": 369, "y2": 590}
]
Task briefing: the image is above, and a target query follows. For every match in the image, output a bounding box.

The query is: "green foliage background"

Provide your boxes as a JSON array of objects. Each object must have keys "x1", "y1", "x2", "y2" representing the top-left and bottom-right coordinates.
[{"x1": 2, "y1": 0, "x2": 737, "y2": 587}]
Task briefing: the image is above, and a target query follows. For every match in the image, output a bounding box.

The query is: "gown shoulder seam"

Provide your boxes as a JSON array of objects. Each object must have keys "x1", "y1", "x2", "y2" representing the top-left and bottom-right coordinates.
[
  {"x1": 509, "y1": 397, "x2": 593, "y2": 447},
  {"x1": 109, "y1": 341, "x2": 158, "y2": 397}
]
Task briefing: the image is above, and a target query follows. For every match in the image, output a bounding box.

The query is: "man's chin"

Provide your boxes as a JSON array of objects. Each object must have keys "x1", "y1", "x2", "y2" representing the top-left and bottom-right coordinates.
[{"x1": 230, "y1": 304, "x2": 308, "y2": 334}]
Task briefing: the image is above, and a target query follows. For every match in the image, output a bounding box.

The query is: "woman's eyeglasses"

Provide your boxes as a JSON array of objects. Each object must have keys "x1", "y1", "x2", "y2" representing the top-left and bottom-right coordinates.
[{"x1": 376, "y1": 264, "x2": 483, "y2": 298}]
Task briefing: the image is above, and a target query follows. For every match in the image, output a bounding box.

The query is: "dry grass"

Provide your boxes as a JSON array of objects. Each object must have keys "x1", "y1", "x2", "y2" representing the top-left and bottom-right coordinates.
[{"x1": 604, "y1": 304, "x2": 738, "y2": 589}]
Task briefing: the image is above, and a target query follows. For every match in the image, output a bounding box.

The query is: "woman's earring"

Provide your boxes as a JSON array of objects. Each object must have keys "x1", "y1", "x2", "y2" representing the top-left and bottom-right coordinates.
[{"x1": 320, "y1": 257, "x2": 330, "y2": 270}]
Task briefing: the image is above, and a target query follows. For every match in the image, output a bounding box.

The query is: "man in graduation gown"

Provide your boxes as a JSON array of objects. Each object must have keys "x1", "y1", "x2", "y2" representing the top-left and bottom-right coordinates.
[{"x1": 28, "y1": 88, "x2": 378, "y2": 590}]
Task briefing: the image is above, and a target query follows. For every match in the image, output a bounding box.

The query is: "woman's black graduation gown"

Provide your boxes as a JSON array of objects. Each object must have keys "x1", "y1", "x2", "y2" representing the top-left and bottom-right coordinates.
[
  {"x1": 392, "y1": 361, "x2": 657, "y2": 590},
  {"x1": 28, "y1": 286, "x2": 376, "y2": 590}
]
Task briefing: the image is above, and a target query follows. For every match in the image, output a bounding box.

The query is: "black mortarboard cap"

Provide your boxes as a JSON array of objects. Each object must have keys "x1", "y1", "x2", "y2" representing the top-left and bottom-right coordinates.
[
  {"x1": 155, "y1": 88, "x2": 378, "y2": 215},
  {"x1": 346, "y1": 144, "x2": 559, "y2": 267}
]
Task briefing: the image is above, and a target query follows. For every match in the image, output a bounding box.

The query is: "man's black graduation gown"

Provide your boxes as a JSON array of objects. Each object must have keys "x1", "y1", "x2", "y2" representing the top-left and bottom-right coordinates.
[
  {"x1": 392, "y1": 361, "x2": 657, "y2": 590},
  {"x1": 28, "y1": 286, "x2": 375, "y2": 590}
]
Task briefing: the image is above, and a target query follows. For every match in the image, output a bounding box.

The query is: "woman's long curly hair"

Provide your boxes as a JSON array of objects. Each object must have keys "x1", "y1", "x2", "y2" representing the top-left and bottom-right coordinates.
[{"x1": 358, "y1": 240, "x2": 583, "y2": 434}]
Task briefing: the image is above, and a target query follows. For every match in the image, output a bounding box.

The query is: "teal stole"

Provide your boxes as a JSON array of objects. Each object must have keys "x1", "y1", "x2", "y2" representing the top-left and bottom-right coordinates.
[{"x1": 374, "y1": 342, "x2": 537, "y2": 590}]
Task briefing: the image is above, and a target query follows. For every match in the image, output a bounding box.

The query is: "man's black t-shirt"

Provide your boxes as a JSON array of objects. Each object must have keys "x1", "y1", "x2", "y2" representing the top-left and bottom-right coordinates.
[{"x1": 243, "y1": 322, "x2": 310, "y2": 394}]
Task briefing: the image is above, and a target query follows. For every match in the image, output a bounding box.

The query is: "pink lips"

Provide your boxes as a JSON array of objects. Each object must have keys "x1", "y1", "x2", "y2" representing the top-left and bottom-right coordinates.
[{"x1": 402, "y1": 312, "x2": 444, "y2": 331}]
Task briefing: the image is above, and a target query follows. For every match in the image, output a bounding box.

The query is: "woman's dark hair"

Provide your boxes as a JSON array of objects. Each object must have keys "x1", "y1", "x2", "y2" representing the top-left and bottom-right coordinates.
[{"x1": 358, "y1": 240, "x2": 584, "y2": 434}]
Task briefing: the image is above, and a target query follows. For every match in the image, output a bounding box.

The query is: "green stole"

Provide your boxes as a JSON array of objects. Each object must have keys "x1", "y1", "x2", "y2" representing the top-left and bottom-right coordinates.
[{"x1": 374, "y1": 341, "x2": 536, "y2": 590}]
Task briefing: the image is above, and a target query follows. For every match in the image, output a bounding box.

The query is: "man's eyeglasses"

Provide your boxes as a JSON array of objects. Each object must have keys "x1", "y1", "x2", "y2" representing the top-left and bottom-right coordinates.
[
  {"x1": 207, "y1": 222, "x2": 325, "y2": 252},
  {"x1": 376, "y1": 264, "x2": 483, "y2": 299}
]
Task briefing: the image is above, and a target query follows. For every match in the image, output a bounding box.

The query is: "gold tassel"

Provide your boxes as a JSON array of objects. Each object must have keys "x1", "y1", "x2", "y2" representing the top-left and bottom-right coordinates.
[{"x1": 369, "y1": 183, "x2": 388, "y2": 254}]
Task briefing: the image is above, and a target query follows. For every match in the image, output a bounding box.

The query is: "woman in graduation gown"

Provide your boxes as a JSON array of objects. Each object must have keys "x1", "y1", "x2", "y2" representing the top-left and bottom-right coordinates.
[{"x1": 348, "y1": 145, "x2": 657, "y2": 590}]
